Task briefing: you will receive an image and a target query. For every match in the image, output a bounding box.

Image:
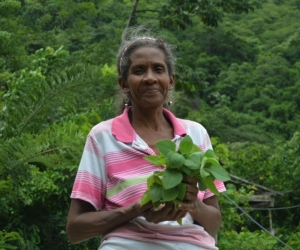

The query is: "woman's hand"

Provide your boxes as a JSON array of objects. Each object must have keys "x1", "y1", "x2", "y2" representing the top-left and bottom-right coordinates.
[
  {"x1": 135, "y1": 175, "x2": 222, "y2": 235},
  {"x1": 135, "y1": 175, "x2": 199, "y2": 223},
  {"x1": 177, "y1": 175, "x2": 223, "y2": 236},
  {"x1": 178, "y1": 175, "x2": 199, "y2": 212},
  {"x1": 138, "y1": 201, "x2": 187, "y2": 224}
]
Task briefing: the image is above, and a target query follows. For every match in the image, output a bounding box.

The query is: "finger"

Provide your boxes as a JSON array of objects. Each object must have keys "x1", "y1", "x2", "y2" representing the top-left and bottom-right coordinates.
[
  {"x1": 165, "y1": 206, "x2": 179, "y2": 218},
  {"x1": 178, "y1": 202, "x2": 197, "y2": 212},
  {"x1": 139, "y1": 201, "x2": 153, "y2": 212},
  {"x1": 185, "y1": 184, "x2": 198, "y2": 194},
  {"x1": 143, "y1": 209, "x2": 164, "y2": 223},
  {"x1": 140, "y1": 202, "x2": 152, "y2": 210},
  {"x1": 144, "y1": 208, "x2": 187, "y2": 223},
  {"x1": 157, "y1": 204, "x2": 174, "y2": 218},
  {"x1": 184, "y1": 190, "x2": 198, "y2": 203},
  {"x1": 184, "y1": 191, "x2": 198, "y2": 201},
  {"x1": 182, "y1": 175, "x2": 198, "y2": 185},
  {"x1": 151, "y1": 203, "x2": 165, "y2": 211},
  {"x1": 173, "y1": 209, "x2": 187, "y2": 220},
  {"x1": 143, "y1": 204, "x2": 171, "y2": 223}
]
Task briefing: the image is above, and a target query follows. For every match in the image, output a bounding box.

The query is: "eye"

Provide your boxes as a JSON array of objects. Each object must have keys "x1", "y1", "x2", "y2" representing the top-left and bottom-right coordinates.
[
  {"x1": 133, "y1": 68, "x2": 144, "y2": 74},
  {"x1": 155, "y1": 66, "x2": 165, "y2": 73}
]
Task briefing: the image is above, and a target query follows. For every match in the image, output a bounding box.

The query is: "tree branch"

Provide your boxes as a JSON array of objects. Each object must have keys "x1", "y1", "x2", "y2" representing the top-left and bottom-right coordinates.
[
  {"x1": 135, "y1": 9, "x2": 161, "y2": 13},
  {"x1": 126, "y1": 0, "x2": 139, "y2": 29},
  {"x1": 17, "y1": 82, "x2": 90, "y2": 137}
]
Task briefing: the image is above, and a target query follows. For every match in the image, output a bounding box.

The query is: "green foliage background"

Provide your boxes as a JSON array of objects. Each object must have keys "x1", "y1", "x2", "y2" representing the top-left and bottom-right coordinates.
[{"x1": 0, "y1": 0, "x2": 299, "y2": 249}]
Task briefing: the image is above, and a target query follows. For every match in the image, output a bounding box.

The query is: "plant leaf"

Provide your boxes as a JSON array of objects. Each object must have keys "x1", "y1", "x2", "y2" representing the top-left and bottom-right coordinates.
[
  {"x1": 162, "y1": 169, "x2": 183, "y2": 189},
  {"x1": 177, "y1": 183, "x2": 186, "y2": 200},
  {"x1": 144, "y1": 155, "x2": 166, "y2": 166},
  {"x1": 207, "y1": 164, "x2": 231, "y2": 181},
  {"x1": 153, "y1": 201, "x2": 163, "y2": 208},
  {"x1": 186, "y1": 152, "x2": 204, "y2": 169},
  {"x1": 177, "y1": 217, "x2": 182, "y2": 225},
  {"x1": 149, "y1": 183, "x2": 163, "y2": 202},
  {"x1": 153, "y1": 174, "x2": 163, "y2": 185},
  {"x1": 153, "y1": 171, "x2": 163, "y2": 176},
  {"x1": 181, "y1": 165, "x2": 196, "y2": 176},
  {"x1": 204, "y1": 149, "x2": 217, "y2": 159},
  {"x1": 162, "y1": 186, "x2": 179, "y2": 201},
  {"x1": 200, "y1": 167, "x2": 211, "y2": 178},
  {"x1": 166, "y1": 151, "x2": 185, "y2": 169},
  {"x1": 173, "y1": 199, "x2": 181, "y2": 210},
  {"x1": 153, "y1": 171, "x2": 163, "y2": 177},
  {"x1": 198, "y1": 180, "x2": 207, "y2": 191},
  {"x1": 203, "y1": 177, "x2": 220, "y2": 196},
  {"x1": 205, "y1": 157, "x2": 221, "y2": 167},
  {"x1": 184, "y1": 159, "x2": 199, "y2": 170},
  {"x1": 200, "y1": 156, "x2": 207, "y2": 169},
  {"x1": 140, "y1": 191, "x2": 151, "y2": 206},
  {"x1": 147, "y1": 175, "x2": 155, "y2": 188},
  {"x1": 191, "y1": 144, "x2": 202, "y2": 153},
  {"x1": 147, "y1": 174, "x2": 163, "y2": 188},
  {"x1": 179, "y1": 135, "x2": 193, "y2": 154},
  {"x1": 155, "y1": 140, "x2": 176, "y2": 156}
]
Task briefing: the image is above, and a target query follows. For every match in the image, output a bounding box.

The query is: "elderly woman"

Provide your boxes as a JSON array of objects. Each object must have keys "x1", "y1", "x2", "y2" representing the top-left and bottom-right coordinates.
[{"x1": 66, "y1": 26, "x2": 226, "y2": 250}]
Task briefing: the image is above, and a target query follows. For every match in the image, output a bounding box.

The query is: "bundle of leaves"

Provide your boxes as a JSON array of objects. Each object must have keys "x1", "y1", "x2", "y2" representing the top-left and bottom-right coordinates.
[{"x1": 140, "y1": 135, "x2": 230, "y2": 216}]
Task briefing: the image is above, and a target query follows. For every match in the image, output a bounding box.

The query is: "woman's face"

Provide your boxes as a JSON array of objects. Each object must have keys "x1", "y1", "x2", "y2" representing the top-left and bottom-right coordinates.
[{"x1": 119, "y1": 45, "x2": 174, "y2": 109}]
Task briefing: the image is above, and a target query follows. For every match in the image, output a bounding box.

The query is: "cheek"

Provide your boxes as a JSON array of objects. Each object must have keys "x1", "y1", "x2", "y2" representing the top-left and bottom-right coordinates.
[
  {"x1": 127, "y1": 79, "x2": 141, "y2": 94},
  {"x1": 127, "y1": 77, "x2": 139, "y2": 87}
]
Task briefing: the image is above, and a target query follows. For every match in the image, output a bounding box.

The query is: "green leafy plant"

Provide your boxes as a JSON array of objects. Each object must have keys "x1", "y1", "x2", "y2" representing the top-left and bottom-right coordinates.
[{"x1": 140, "y1": 135, "x2": 230, "y2": 224}]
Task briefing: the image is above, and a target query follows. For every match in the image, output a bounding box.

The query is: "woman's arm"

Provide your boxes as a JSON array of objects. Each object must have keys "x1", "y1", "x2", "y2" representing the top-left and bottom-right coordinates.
[
  {"x1": 178, "y1": 176, "x2": 222, "y2": 236},
  {"x1": 188, "y1": 196, "x2": 222, "y2": 236},
  {"x1": 66, "y1": 197, "x2": 187, "y2": 244},
  {"x1": 66, "y1": 199, "x2": 143, "y2": 244}
]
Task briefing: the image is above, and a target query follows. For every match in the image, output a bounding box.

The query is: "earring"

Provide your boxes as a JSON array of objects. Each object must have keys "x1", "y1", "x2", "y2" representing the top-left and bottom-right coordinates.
[
  {"x1": 168, "y1": 100, "x2": 173, "y2": 106},
  {"x1": 124, "y1": 97, "x2": 129, "y2": 108}
]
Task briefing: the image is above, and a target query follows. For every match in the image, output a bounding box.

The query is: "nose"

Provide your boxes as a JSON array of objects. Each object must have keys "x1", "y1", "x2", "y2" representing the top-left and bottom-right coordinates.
[{"x1": 143, "y1": 69, "x2": 157, "y2": 84}]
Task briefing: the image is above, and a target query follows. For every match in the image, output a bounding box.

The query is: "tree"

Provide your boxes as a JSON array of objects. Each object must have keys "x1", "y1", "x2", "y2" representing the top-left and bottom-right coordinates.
[
  {"x1": 127, "y1": 0, "x2": 266, "y2": 29},
  {"x1": 0, "y1": 0, "x2": 29, "y2": 86},
  {"x1": 0, "y1": 46, "x2": 117, "y2": 249},
  {"x1": 1, "y1": 0, "x2": 300, "y2": 248}
]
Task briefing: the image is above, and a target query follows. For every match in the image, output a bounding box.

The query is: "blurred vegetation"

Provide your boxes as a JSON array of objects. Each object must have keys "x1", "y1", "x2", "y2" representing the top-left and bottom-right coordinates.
[{"x1": 0, "y1": 0, "x2": 299, "y2": 249}]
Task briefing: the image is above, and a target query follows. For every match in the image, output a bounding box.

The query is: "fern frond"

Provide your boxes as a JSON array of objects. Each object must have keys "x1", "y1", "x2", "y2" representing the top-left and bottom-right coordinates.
[
  {"x1": 1, "y1": 62, "x2": 111, "y2": 138},
  {"x1": 0, "y1": 119, "x2": 88, "y2": 210}
]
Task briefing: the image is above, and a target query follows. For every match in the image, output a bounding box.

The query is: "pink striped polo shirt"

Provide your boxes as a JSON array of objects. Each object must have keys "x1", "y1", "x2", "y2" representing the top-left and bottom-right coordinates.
[
  {"x1": 71, "y1": 107, "x2": 225, "y2": 210},
  {"x1": 70, "y1": 108, "x2": 225, "y2": 249}
]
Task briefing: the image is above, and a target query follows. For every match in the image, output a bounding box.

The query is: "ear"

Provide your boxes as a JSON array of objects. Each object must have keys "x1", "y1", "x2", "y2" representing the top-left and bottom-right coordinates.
[
  {"x1": 168, "y1": 74, "x2": 175, "y2": 90},
  {"x1": 118, "y1": 76, "x2": 129, "y2": 93}
]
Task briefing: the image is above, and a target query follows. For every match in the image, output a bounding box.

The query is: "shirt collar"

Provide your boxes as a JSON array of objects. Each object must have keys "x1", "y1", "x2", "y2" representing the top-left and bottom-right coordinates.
[{"x1": 111, "y1": 107, "x2": 187, "y2": 143}]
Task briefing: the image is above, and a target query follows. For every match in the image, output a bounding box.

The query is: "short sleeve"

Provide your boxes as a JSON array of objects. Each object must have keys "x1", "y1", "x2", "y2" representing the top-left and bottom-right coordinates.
[{"x1": 70, "y1": 133, "x2": 107, "y2": 210}]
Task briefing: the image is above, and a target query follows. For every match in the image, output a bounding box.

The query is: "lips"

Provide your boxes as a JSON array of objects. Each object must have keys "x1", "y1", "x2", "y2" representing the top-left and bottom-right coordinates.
[{"x1": 142, "y1": 89, "x2": 160, "y2": 93}]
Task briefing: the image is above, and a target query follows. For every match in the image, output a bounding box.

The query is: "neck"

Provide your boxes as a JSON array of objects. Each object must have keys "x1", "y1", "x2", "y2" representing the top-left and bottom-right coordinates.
[{"x1": 130, "y1": 105, "x2": 169, "y2": 132}]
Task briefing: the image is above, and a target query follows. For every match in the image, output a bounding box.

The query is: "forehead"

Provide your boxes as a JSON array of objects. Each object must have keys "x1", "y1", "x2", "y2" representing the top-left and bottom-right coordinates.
[{"x1": 129, "y1": 45, "x2": 166, "y2": 65}]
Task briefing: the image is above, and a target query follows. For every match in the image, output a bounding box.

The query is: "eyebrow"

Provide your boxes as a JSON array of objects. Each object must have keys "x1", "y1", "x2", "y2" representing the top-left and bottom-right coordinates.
[{"x1": 131, "y1": 61, "x2": 166, "y2": 67}]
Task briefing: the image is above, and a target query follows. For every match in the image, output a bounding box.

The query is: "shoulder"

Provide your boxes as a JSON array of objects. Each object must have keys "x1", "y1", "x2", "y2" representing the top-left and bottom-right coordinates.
[
  {"x1": 164, "y1": 109, "x2": 208, "y2": 137},
  {"x1": 177, "y1": 118, "x2": 208, "y2": 133},
  {"x1": 88, "y1": 118, "x2": 114, "y2": 138},
  {"x1": 176, "y1": 118, "x2": 212, "y2": 150}
]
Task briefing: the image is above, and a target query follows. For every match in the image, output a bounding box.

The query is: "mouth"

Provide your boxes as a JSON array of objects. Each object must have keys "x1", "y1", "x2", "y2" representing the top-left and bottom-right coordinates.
[{"x1": 143, "y1": 89, "x2": 160, "y2": 93}]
